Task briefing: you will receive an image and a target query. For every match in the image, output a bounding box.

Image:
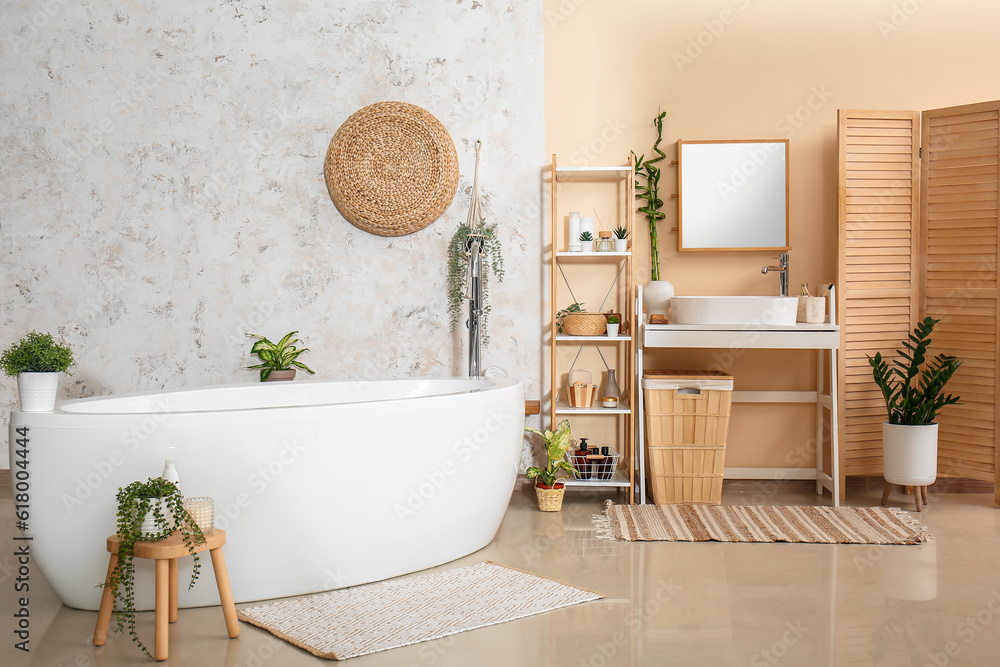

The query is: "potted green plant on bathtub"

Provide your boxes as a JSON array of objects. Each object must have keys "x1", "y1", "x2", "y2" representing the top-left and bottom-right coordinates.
[
  {"x1": 104, "y1": 477, "x2": 205, "y2": 659},
  {"x1": 0, "y1": 330, "x2": 75, "y2": 412},
  {"x1": 867, "y1": 316, "x2": 961, "y2": 510},
  {"x1": 524, "y1": 420, "x2": 578, "y2": 512},
  {"x1": 245, "y1": 331, "x2": 316, "y2": 381}
]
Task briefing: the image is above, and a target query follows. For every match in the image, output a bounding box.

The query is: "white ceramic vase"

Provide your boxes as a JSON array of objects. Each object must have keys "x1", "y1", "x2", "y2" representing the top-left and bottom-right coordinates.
[
  {"x1": 614, "y1": 238, "x2": 628, "y2": 253},
  {"x1": 882, "y1": 421, "x2": 938, "y2": 486},
  {"x1": 581, "y1": 240, "x2": 594, "y2": 253},
  {"x1": 139, "y1": 498, "x2": 174, "y2": 538},
  {"x1": 643, "y1": 280, "x2": 675, "y2": 317},
  {"x1": 16, "y1": 372, "x2": 61, "y2": 412},
  {"x1": 606, "y1": 323, "x2": 620, "y2": 337}
]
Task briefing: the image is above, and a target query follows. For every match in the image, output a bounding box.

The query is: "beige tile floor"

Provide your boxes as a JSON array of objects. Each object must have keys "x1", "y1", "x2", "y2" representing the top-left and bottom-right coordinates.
[{"x1": 2, "y1": 481, "x2": 999, "y2": 666}]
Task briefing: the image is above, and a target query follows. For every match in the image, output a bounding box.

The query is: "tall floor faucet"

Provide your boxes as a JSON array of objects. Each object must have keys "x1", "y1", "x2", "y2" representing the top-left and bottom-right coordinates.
[
  {"x1": 761, "y1": 253, "x2": 789, "y2": 297},
  {"x1": 466, "y1": 234, "x2": 485, "y2": 377}
]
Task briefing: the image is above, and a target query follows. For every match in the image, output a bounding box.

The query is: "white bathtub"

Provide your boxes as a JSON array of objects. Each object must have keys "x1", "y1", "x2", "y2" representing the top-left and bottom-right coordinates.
[{"x1": 9, "y1": 376, "x2": 524, "y2": 610}]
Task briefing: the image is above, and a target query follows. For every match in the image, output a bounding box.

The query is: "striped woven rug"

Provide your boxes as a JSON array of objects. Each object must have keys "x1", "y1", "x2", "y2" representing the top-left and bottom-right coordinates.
[
  {"x1": 596, "y1": 502, "x2": 929, "y2": 544},
  {"x1": 237, "y1": 562, "x2": 601, "y2": 660}
]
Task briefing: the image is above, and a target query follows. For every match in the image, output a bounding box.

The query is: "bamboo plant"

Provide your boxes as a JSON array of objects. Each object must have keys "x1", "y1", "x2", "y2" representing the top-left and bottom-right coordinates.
[
  {"x1": 632, "y1": 111, "x2": 667, "y2": 281},
  {"x1": 867, "y1": 316, "x2": 962, "y2": 425}
]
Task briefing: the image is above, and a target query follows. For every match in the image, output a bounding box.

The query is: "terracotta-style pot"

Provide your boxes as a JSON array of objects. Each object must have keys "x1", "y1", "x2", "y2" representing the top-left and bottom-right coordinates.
[
  {"x1": 265, "y1": 369, "x2": 296, "y2": 382},
  {"x1": 535, "y1": 483, "x2": 566, "y2": 512}
]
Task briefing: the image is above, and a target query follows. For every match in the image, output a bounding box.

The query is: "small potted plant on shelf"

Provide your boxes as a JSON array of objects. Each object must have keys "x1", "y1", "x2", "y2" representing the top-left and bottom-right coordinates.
[
  {"x1": 524, "y1": 420, "x2": 578, "y2": 512},
  {"x1": 605, "y1": 313, "x2": 621, "y2": 337},
  {"x1": 106, "y1": 477, "x2": 205, "y2": 659},
  {"x1": 579, "y1": 230, "x2": 594, "y2": 252},
  {"x1": 867, "y1": 316, "x2": 961, "y2": 507},
  {"x1": 0, "y1": 330, "x2": 75, "y2": 412},
  {"x1": 246, "y1": 331, "x2": 316, "y2": 381},
  {"x1": 613, "y1": 225, "x2": 629, "y2": 253}
]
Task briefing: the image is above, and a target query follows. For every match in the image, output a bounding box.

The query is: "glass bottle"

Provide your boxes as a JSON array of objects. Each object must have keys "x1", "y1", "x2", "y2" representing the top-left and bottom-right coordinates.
[
  {"x1": 596, "y1": 231, "x2": 615, "y2": 252},
  {"x1": 601, "y1": 369, "x2": 621, "y2": 407}
]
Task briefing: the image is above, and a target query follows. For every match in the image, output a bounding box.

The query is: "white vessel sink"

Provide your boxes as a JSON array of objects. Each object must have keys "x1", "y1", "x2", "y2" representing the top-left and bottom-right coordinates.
[{"x1": 670, "y1": 295, "x2": 799, "y2": 326}]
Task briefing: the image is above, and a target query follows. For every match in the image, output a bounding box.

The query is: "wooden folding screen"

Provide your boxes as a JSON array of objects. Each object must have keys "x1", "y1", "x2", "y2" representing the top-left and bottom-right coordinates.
[
  {"x1": 921, "y1": 102, "x2": 1000, "y2": 505},
  {"x1": 837, "y1": 110, "x2": 921, "y2": 480},
  {"x1": 839, "y1": 102, "x2": 1000, "y2": 506}
]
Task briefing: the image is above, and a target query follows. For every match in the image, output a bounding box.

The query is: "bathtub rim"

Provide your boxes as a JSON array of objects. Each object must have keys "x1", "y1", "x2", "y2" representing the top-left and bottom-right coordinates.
[{"x1": 20, "y1": 376, "x2": 520, "y2": 417}]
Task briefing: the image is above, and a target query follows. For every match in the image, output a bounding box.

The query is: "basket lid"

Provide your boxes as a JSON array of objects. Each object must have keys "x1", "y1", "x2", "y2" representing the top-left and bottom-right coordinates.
[{"x1": 643, "y1": 369, "x2": 732, "y2": 380}]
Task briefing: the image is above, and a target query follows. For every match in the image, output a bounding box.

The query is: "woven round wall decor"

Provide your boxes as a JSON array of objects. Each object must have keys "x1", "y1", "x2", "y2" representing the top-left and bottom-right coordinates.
[{"x1": 324, "y1": 101, "x2": 459, "y2": 237}]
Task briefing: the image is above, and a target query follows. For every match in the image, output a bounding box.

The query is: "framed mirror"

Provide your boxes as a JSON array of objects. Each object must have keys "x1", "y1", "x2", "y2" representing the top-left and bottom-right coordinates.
[{"x1": 677, "y1": 139, "x2": 789, "y2": 252}]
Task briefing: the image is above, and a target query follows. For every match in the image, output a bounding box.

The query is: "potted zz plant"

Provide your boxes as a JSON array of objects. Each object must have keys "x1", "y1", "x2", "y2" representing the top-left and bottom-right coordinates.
[
  {"x1": 0, "y1": 331, "x2": 75, "y2": 412},
  {"x1": 524, "y1": 420, "x2": 578, "y2": 511},
  {"x1": 106, "y1": 477, "x2": 205, "y2": 659},
  {"x1": 867, "y1": 316, "x2": 961, "y2": 505},
  {"x1": 246, "y1": 331, "x2": 316, "y2": 381}
]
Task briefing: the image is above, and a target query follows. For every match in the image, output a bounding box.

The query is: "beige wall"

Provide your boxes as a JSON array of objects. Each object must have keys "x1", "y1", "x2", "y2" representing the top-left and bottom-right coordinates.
[{"x1": 544, "y1": 0, "x2": 1000, "y2": 468}]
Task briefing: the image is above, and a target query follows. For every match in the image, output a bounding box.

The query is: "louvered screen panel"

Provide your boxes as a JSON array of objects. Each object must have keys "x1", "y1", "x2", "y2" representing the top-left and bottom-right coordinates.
[
  {"x1": 921, "y1": 102, "x2": 1000, "y2": 498},
  {"x1": 838, "y1": 111, "x2": 921, "y2": 480}
]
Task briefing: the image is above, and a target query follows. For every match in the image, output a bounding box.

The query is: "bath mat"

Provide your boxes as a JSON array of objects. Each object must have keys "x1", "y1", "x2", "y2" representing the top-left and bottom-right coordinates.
[
  {"x1": 236, "y1": 561, "x2": 602, "y2": 660},
  {"x1": 594, "y1": 502, "x2": 929, "y2": 544}
]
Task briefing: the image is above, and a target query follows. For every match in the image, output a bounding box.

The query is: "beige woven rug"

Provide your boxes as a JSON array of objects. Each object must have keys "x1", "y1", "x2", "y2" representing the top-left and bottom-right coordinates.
[
  {"x1": 596, "y1": 502, "x2": 929, "y2": 544},
  {"x1": 236, "y1": 562, "x2": 602, "y2": 660}
]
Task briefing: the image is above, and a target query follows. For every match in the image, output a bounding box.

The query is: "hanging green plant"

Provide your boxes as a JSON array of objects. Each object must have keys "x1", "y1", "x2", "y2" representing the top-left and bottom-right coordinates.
[
  {"x1": 631, "y1": 110, "x2": 667, "y2": 281},
  {"x1": 104, "y1": 477, "x2": 205, "y2": 659},
  {"x1": 447, "y1": 220, "x2": 504, "y2": 344}
]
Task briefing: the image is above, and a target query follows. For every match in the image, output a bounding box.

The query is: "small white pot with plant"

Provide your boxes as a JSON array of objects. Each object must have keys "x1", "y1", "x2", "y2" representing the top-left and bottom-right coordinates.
[
  {"x1": 579, "y1": 231, "x2": 594, "y2": 253},
  {"x1": 867, "y1": 316, "x2": 961, "y2": 487},
  {"x1": 605, "y1": 313, "x2": 621, "y2": 337},
  {"x1": 1, "y1": 331, "x2": 75, "y2": 412},
  {"x1": 613, "y1": 225, "x2": 629, "y2": 253}
]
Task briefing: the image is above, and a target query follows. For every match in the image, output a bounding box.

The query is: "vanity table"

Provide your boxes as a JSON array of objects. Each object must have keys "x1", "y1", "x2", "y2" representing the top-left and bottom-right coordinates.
[{"x1": 636, "y1": 287, "x2": 841, "y2": 506}]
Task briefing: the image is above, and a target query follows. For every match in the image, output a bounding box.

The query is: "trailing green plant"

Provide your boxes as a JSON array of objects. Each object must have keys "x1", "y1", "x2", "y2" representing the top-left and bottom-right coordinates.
[
  {"x1": 613, "y1": 225, "x2": 629, "y2": 240},
  {"x1": 867, "y1": 316, "x2": 962, "y2": 425},
  {"x1": 605, "y1": 314, "x2": 621, "y2": 324},
  {"x1": 246, "y1": 331, "x2": 315, "y2": 381},
  {"x1": 578, "y1": 230, "x2": 594, "y2": 242},
  {"x1": 524, "y1": 420, "x2": 577, "y2": 487},
  {"x1": 104, "y1": 477, "x2": 205, "y2": 659},
  {"x1": 632, "y1": 110, "x2": 667, "y2": 281},
  {"x1": 447, "y1": 219, "x2": 505, "y2": 345},
  {"x1": 556, "y1": 302, "x2": 585, "y2": 334},
  {"x1": 0, "y1": 331, "x2": 75, "y2": 376}
]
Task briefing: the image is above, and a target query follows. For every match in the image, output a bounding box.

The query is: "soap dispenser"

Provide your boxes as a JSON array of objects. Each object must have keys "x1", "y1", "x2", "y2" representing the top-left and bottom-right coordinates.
[{"x1": 161, "y1": 447, "x2": 182, "y2": 496}]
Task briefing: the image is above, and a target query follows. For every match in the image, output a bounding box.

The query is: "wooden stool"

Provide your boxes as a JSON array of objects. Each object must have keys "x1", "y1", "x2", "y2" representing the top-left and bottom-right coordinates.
[
  {"x1": 93, "y1": 528, "x2": 240, "y2": 661},
  {"x1": 881, "y1": 483, "x2": 929, "y2": 512}
]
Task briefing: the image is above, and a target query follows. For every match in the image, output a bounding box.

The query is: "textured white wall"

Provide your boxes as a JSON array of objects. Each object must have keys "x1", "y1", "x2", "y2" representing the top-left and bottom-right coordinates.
[{"x1": 0, "y1": 1, "x2": 545, "y2": 465}]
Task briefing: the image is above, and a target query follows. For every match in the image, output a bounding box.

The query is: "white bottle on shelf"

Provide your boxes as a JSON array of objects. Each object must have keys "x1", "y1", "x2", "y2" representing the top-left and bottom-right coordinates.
[{"x1": 161, "y1": 447, "x2": 182, "y2": 496}]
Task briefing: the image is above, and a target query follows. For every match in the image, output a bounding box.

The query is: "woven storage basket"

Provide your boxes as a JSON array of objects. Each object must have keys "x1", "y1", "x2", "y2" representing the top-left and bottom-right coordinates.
[
  {"x1": 643, "y1": 370, "x2": 733, "y2": 505},
  {"x1": 324, "y1": 101, "x2": 459, "y2": 237},
  {"x1": 562, "y1": 312, "x2": 607, "y2": 336},
  {"x1": 535, "y1": 485, "x2": 565, "y2": 512}
]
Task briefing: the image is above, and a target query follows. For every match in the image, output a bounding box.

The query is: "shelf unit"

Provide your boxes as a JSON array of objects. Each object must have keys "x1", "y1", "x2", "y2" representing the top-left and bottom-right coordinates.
[{"x1": 548, "y1": 156, "x2": 636, "y2": 502}]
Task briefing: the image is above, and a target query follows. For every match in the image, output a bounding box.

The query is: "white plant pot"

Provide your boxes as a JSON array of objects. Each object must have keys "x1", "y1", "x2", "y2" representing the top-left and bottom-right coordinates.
[
  {"x1": 580, "y1": 240, "x2": 594, "y2": 252},
  {"x1": 139, "y1": 498, "x2": 174, "y2": 539},
  {"x1": 614, "y1": 238, "x2": 628, "y2": 253},
  {"x1": 606, "y1": 323, "x2": 620, "y2": 337},
  {"x1": 643, "y1": 280, "x2": 675, "y2": 317},
  {"x1": 16, "y1": 372, "x2": 61, "y2": 412},
  {"x1": 882, "y1": 421, "x2": 938, "y2": 486}
]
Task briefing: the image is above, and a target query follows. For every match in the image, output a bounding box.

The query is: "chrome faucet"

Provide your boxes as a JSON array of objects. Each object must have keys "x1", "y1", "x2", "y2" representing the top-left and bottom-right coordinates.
[
  {"x1": 761, "y1": 253, "x2": 789, "y2": 297},
  {"x1": 465, "y1": 234, "x2": 485, "y2": 377}
]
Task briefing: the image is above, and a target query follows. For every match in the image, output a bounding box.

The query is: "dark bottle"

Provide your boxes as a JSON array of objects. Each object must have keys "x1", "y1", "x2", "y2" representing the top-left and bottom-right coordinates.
[{"x1": 573, "y1": 438, "x2": 591, "y2": 480}]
